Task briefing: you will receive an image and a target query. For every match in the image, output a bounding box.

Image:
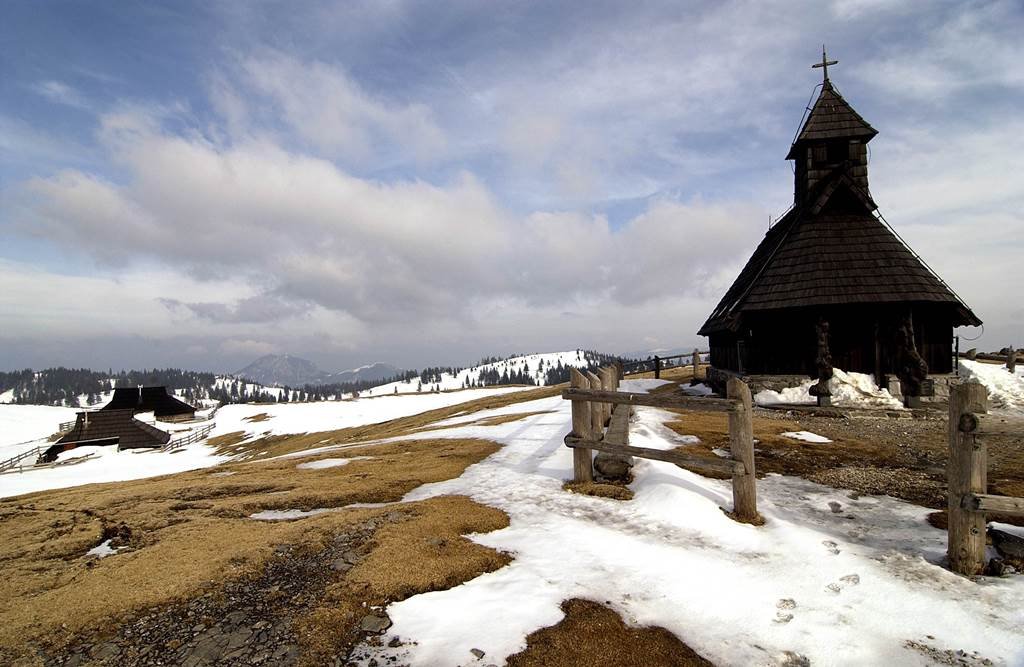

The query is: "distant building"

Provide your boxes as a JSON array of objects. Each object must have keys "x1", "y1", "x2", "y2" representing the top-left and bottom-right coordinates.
[
  {"x1": 698, "y1": 54, "x2": 980, "y2": 405},
  {"x1": 43, "y1": 409, "x2": 170, "y2": 462},
  {"x1": 101, "y1": 385, "x2": 196, "y2": 421}
]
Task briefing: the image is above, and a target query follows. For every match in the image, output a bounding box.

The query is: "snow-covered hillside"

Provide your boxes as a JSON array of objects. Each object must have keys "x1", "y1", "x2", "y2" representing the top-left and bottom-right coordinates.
[
  {"x1": 361, "y1": 350, "x2": 607, "y2": 397},
  {"x1": 0, "y1": 384, "x2": 532, "y2": 498}
]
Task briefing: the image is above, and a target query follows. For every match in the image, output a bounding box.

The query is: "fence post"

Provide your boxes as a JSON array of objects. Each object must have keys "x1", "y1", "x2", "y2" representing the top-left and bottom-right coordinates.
[
  {"x1": 654, "y1": 355, "x2": 661, "y2": 379},
  {"x1": 692, "y1": 348, "x2": 700, "y2": 381},
  {"x1": 600, "y1": 367, "x2": 615, "y2": 425},
  {"x1": 586, "y1": 371, "x2": 603, "y2": 433},
  {"x1": 727, "y1": 377, "x2": 758, "y2": 523},
  {"x1": 569, "y1": 369, "x2": 593, "y2": 483},
  {"x1": 948, "y1": 381, "x2": 988, "y2": 575},
  {"x1": 1008, "y1": 347, "x2": 1016, "y2": 374}
]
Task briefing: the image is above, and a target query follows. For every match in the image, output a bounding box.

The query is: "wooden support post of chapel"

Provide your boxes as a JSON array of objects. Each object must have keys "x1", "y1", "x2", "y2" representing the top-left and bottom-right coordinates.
[
  {"x1": 692, "y1": 348, "x2": 700, "y2": 381},
  {"x1": 569, "y1": 368, "x2": 594, "y2": 483},
  {"x1": 947, "y1": 381, "x2": 988, "y2": 575},
  {"x1": 727, "y1": 377, "x2": 758, "y2": 522}
]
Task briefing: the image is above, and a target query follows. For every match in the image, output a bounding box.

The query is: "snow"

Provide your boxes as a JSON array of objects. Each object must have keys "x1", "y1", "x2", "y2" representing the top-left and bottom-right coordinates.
[
  {"x1": 86, "y1": 539, "x2": 123, "y2": 558},
  {"x1": 755, "y1": 368, "x2": 903, "y2": 409},
  {"x1": 0, "y1": 404, "x2": 80, "y2": 460},
  {"x1": 781, "y1": 431, "x2": 833, "y2": 444},
  {"x1": 361, "y1": 351, "x2": 605, "y2": 397},
  {"x1": 346, "y1": 379, "x2": 1024, "y2": 667},
  {"x1": 0, "y1": 442, "x2": 228, "y2": 499},
  {"x1": 958, "y1": 360, "x2": 1024, "y2": 413},
  {"x1": 210, "y1": 386, "x2": 532, "y2": 442},
  {"x1": 295, "y1": 456, "x2": 373, "y2": 470},
  {"x1": 249, "y1": 508, "x2": 341, "y2": 521},
  {"x1": 990, "y1": 522, "x2": 1024, "y2": 540}
]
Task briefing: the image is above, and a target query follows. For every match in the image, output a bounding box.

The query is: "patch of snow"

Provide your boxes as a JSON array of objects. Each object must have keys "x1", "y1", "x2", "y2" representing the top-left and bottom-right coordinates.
[
  {"x1": 210, "y1": 387, "x2": 532, "y2": 443},
  {"x1": 959, "y1": 360, "x2": 1024, "y2": 413},
  {"x1": 86, "y1": 539, "x2": 123, "y2": 558},
  {"x1": 346, "y1": 394, "x2": 1024, "y2": 667},
  {"x1": 296, "y1": 456, "x2": 373, "y2": 470},
  {"x1": 0, "y1": 404, "x2": 81, "y2": 461},
  {"x1": 249, "y1": 508, "x2": 341, "y2": 521},
  {"x1": 781, "y1": 431, "x2": 833, "y2": 444},
  {"x1": 0, "y1": 442, "x2": 228, "y2": 499},
  {"x1": 755, "y1": 368, "x2": 903, "y2": 409},
  {"x1": 681, "y1": 383, "x2": 713, "y2": 396}
]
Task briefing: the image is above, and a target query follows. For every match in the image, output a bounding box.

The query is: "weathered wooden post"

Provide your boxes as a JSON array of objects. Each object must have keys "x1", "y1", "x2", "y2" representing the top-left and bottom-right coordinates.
[
  {"x1": 947, "y1": 381, "x2": 988, "y2": 575},
  {"x1": 569, "y1": 368, "x2": 593, "y2": 483},
  {"x1": 692, "y1": 348, "x2": 700, "y2": 381},
  {"x1": 654, "y1": 355, "x2": 661, "y2": 379},
  {"x1": 727, "y1": 377, "x2": 758, "y2": 523},
  {"x1": 586, "y1": 370, "x2": 603, "y2": 433},
  {"x1": 600, "y1": 367, "x2": 615, "y2": 425},
  {"x1": 1008, "y1": 347, "x2": 1016, "y2": 374}
]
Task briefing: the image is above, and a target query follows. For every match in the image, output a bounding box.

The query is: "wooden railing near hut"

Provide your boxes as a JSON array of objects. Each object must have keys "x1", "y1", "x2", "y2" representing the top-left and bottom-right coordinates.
[
  {"x1": 561, "y1": 366, "x2": 759, "y2": 523},
  {"x1": 621, "y1": 349, "x2": 709, "y2": 380},
  {"x1": 164, "y1": 422, "x2": 216, "y2": 452},
  {"x1": 947, "y1": 382, "x2": 1024, "y2": 575}
]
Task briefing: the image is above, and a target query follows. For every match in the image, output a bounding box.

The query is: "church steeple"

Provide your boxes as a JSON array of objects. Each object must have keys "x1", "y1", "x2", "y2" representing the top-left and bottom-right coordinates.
[{"x1": 787, "y1": 48, "x2": 878, "y2": 205}]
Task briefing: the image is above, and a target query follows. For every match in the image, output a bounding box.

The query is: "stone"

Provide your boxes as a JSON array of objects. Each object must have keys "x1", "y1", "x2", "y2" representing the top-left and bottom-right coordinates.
[
  {"x1": 990, "y1": 528, "x2": 1024, "y2": 560},
  {"x1": 360, "y1": 614, "x2": 392, "y2": 633},
  {"x1": 828, "y1": 501, "x2": 842, "y2": 513},
  {"x1": 330, "y1": 558, "x2": 352, "y2": 572},
  {"x1": 470, "y1": 648, "x2": 486, "y2": 659},
  {"x1": 594, "y1": 452, "x2": 632, "y2": 481},
  {"x1": 89, "y1": 642, "x2": 121, "y2": 661}
]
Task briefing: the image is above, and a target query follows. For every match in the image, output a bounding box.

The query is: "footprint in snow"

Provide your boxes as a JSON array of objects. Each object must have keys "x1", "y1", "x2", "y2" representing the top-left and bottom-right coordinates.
[
  {"x1": 826, "y1": 573, "x2": 861, "y2": 594},
  {"x1": 822, "y1": 539, "x2": 840, "y2": 555},
  {"x1": 774, "y1": 598, "x2": 797, "y2": 624}
]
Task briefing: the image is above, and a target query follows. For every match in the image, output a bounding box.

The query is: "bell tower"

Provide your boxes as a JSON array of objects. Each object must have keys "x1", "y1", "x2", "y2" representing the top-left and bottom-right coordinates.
[{"x1": 786, "y1": 48, "x2": 878, "y2": 205}]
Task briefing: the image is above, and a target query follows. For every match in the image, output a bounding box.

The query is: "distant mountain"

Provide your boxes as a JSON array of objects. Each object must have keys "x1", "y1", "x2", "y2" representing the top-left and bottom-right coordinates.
[
  {"x1": 235, "y1": 355, "x2": 402, "y2": 387},
  {"x1": 235, "y1": 354, "x2": 328, "y2": 387}
]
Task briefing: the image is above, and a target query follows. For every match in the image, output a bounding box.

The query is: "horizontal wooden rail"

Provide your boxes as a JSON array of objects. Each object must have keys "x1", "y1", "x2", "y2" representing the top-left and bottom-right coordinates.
[
  {"x1": 564, "y1": 435, "x2": 743, "y2": 476},
  {"x1": 957, "y1": 412, "x2": 1024, "y2": 437},
  {"x1": 962, "y1": 493, "x2": 1024, "y2": 516},
  {"x1": 561, "y1": 388, "x2": 739, "y2": 413}
]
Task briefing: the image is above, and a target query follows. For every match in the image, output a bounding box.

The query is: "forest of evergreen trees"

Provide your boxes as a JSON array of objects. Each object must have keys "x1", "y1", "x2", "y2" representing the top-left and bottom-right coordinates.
[{"x1": 0, "y1": 351, "x2": 634, "y2": 408}]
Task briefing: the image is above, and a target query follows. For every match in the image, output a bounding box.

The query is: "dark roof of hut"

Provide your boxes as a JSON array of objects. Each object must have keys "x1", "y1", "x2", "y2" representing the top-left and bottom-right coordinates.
[
  {"x1": 698, "y1": 168, "x2": 981, "y2": 335},
  {"x1": 785, "y1": 82, "x2": 877, "y2": 159},
  {"x1": 100, "y1": 386, "x2": 195, "y2": 417},
  {"x1": 140, "y1": 387, "x2": 196, "y2": 417},
  {"x1": 56, "y1": 409, "x2": 170, "y2": 449}
]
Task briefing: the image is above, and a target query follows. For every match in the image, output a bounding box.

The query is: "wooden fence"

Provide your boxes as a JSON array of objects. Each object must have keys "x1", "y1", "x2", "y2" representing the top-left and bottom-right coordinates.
[
  {"x1": 0, "y1": 445, "x2": 45, "y2": 474},
  {"x1": 164, "y1": 422, "x2": 216, "y2": 452},
  {"x1": 621, "y1": 349, "x2": 709, "y2": 380},
  {"x1": 947, "y1": 382, "x2": 1024, "y2": 575},
  {"x1": 561, "y1": 366, "x2": 759, "y2": 523}
]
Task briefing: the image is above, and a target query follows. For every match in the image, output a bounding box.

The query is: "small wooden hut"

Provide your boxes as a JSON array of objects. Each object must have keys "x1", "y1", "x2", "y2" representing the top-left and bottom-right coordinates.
[
  {"x1": 43, "y1": 409, "x2": 170, "y2": 462},
  {"x1": 698, "y1": 56, "x2": 980, "y2": 405}
]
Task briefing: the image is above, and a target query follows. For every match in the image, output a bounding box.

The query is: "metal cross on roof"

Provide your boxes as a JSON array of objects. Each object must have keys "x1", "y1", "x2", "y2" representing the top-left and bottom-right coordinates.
[{"x1": 812, "y1": 45, "x2": 838, "y2": 83}]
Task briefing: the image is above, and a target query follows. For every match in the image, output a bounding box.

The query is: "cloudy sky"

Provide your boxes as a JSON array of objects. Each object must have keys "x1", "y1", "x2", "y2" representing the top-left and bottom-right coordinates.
[{"x1": 1, "y1": 0, "x2": 1021, "y2": 373}]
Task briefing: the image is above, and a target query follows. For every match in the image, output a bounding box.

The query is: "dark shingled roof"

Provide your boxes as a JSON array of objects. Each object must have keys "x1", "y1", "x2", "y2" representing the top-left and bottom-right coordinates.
[
  {"x1": 56, "y1": 409, "x2": 171, "y2": 449},
  {"x1": 785, "y1": 82, "x2": 877, "y2": 159},
  {"x1": 101, "y1": 386, "x2": 195, "y2": 418},
  {"x1": 698, "y1": 169, "x2": 981, "y2": 335}
]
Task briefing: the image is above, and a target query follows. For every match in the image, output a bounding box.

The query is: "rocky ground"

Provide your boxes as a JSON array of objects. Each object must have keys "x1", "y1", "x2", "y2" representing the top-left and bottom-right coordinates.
[{"x1": 48, "y1": 513, "x2": 404, "y2": 667}]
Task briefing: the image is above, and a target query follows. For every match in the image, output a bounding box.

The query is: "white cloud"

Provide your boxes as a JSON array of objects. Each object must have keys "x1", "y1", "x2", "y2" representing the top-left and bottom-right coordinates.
[{"x1": 30, "y1": 80, "x2": 90, "y2": 110}]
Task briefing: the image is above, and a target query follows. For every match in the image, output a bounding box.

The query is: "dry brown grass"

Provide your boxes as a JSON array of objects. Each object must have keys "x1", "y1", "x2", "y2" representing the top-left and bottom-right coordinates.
[
  {"x1": 506, "y1": 598, "x2": 714, "y2": 667},
  {"x1": 562, "y1": 481, "x2": 634, "y2": 501},
  {"x1": 243, "y1": 412, "x2": 271, "y2": 422},
  {"x1": 290, "y1": 495, "x2": 513, "y2": 665},
  {"x1": 0, "y1": 435, "x2": 502, "y2": 660}
]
